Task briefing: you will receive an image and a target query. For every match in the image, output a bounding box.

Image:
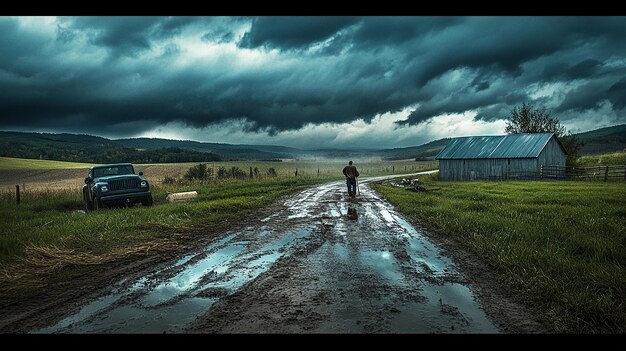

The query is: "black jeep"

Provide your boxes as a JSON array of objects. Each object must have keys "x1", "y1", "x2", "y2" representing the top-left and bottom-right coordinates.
[{"x1": 83, "y1": 163, "x2": 153, "y2": 210}]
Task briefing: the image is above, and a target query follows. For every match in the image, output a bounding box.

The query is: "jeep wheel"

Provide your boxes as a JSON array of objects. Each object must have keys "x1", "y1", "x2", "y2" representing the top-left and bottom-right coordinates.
[
  {"x1": 85, "y1": 199, "x2": 93, "y2": 211},
  {"x1": 84, "y1": 193, "x2": 93, "y2": 211},
  {"x1": 93, "y1": 198, "x2": 102, "y2": 211},
  {"x1": 142, "y1": 194, "x2": 153, "y2": 207}
]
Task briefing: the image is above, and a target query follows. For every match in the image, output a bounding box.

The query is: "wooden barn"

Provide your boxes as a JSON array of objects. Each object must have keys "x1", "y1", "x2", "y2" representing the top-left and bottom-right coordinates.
[{"x1": 435, "y1": 133, "x2": 567, "y2": 180}]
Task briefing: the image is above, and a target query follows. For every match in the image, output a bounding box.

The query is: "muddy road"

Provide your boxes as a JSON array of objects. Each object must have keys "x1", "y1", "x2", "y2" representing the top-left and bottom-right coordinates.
[{"x1": 35, "y1": 172, "x2": 516, "y2": 333}]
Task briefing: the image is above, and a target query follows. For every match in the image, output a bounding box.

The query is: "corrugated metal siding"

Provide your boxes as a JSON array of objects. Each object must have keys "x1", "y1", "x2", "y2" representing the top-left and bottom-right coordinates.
[{"x1": 436, "y1": 133, "x2": 555, "y2": 159}]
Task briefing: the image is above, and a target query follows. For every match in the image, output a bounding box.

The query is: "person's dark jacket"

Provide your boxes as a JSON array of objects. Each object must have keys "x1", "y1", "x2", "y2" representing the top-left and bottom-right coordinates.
[{"x1": 342, "y1": 165, "x2": 359, "y2": 179}]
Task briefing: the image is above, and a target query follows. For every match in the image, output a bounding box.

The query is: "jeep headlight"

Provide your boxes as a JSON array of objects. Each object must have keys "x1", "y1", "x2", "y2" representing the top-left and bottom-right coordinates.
[
  {"x1": 140, "y1": 180, "x2": 148, "y2": 187},
  {"x1": 101, "y1": 185, "x2": 109, "y2": 192}
]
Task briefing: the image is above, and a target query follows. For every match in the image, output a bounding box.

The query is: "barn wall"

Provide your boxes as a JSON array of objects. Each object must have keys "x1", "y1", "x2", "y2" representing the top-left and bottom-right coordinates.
[
  {"x1": 439, "y1": 158, "x2": 538, "y2": 180},
  {"x1": 537, "y1": 136, "x2": 566, "y2": 167}
]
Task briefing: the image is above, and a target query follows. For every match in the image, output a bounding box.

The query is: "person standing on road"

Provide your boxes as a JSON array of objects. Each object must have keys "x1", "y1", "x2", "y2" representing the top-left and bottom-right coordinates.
[{"x1": 342, "y1": 161, "x2": 360, "y2": 197}]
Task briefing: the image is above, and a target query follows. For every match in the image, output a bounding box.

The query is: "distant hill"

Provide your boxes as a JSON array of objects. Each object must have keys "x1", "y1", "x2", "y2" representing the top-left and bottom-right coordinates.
[
  {"x1": 116, "y1": 137, "x2": 298, "y2": 160},
  {"x1": 1, "y1": 124, "x2": 624, "y2": 163},
  {"x1": 0, "y1": 131, "x2": 221, "y2": 164},
  {"x1": 400, "y1": 124, "x2": 626, "y2": 159},
  {"x1": 380, "y1": 138, "x2": 452, "y2": 160},
  {"x1": 574, "y1": 124, "x2": 626, "y2": 155}
]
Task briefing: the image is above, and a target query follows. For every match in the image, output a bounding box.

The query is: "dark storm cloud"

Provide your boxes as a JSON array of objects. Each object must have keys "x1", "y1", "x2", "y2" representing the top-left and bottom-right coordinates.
[
  {"x1": 556, "y1": 80, "x2": 609, "y2": 112},
  {"x1": 543, "y1": 59, "x2": 603, "y2": 80},
  {"x1": 607, "y1": 78, "x2": 626, "y2": 110},
  {"x1": 63, "y1": 16, "x2": 212, "y2": 56},
  {"x1": 238, "y1": 16, "x2": 360, "y2": 50},
  {"x1": 1, "y1": 16, "x2": 625, "y2": 140}
]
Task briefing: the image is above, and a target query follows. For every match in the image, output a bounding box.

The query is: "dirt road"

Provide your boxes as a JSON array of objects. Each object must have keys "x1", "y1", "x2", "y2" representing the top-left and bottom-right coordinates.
[{"x1": 34, "y1": 172, "x2": 519, "y2": 333}]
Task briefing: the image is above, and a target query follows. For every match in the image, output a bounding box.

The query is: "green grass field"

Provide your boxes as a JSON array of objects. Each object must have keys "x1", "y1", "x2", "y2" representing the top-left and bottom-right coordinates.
[
  {"x1": 577, "y1": 151, "x2": 626, "y2": 166},
  {"x1": 373, "y1": 176, "x2": 626, "y2": 333},
  {"x1": 0, "y1": 157, "x2": 95, "y2": 170}
]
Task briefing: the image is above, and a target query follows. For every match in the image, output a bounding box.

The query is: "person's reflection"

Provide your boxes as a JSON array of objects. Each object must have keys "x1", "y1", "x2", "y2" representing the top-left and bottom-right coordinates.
[{"x1": 347, "y1": 207, "x2": 358, "y2": 221}]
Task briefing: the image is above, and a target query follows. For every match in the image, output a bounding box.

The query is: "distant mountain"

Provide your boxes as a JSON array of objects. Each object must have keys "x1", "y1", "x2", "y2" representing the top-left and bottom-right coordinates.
[
  {"x1": 574, "y1": 124, "x2": 626, "y2": 155},
  {"x1": 380, "y1": 138, "x2": 452, "y2": 160},
  {"x1": 2, "y1": 124, "x2": 624, "y2": 163},
  {"x1": 0, "y1": 131, "x2": 221, "y2": 164},
  {"x1": 1, "y1": 131, "x2": 116, "y2": 146},
  {"x1": 377, "y1": 124, "x2": 626, "y2": 159},
  {"x1": 116, "y1": 137, "x2": 298, "y2": 160}
]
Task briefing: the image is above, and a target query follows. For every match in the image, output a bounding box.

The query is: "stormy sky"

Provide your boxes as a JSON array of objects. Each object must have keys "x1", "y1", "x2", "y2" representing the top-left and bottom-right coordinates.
[{"x1": 1, "y1": 16, "x2": 625, "y2": 149}]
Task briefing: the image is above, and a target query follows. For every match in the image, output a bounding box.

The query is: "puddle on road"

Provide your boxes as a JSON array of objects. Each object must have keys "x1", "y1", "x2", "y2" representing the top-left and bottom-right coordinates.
[
  {"x1": 388, "y1": 282, "x2": 497, "y2": 333},
  {"x1": 380, "y1": 209, "x2": 395, "y2": 223},
  {"x1": 332, "y1": 244, "x2": 402, "y2": 282},
  {"x1": 35, "y1": 227, "x2": 315, "y2": 333},
  {"x1": 389, "y1": 210, "x2": 495, "y2": 331},
  {"x1": 315, "y1": 237, "x2": 497, "y2": 333}
]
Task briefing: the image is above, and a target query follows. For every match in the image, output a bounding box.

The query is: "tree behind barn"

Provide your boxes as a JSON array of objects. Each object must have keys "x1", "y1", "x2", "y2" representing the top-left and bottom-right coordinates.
[{"x1": 505, "y1": 102, "x2": 581, "y2": 166}]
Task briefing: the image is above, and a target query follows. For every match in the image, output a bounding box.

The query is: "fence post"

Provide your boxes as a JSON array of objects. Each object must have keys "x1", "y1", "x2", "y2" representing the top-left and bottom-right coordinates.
[
  {"x1": 540, "y1": 165, "x2": 543, "y2": 179},
  {"x1": 295, "y1": 168, "x2": 298, "y2": 177},
  {"x1": 392, "y1": 165, "x2": 395, "y2": 173},
  {"x1": 624, "y1": 166, "x2": 626, "y2": 181},
  {"x1": 250, "y1": 167, "x2": 253, "y2": 178},
  {"x1": 317, "y1": 167, "x2": 320, "y2": 176},
  {"x1": 16, "y1": 185, "x2": 20, "y2": 205},
  {"x1": 604, "y1": 165, "x2": 609, "y2": 182}
]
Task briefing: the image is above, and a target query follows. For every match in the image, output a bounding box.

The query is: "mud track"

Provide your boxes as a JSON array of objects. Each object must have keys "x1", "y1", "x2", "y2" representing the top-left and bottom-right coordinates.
[{"x1": 26, "y1": 172, "x2": 542, "y2": 333}]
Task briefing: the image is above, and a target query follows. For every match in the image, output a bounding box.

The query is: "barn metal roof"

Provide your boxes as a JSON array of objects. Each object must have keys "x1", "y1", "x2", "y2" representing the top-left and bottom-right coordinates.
[{"x1": 435, "y1": 133, "x2": 564, "y2": 159}]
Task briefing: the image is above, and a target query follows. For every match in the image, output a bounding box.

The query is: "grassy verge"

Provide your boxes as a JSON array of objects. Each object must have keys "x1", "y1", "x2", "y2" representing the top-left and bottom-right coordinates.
[
  {"x1": 0, "y1": 176, "x2": 330, "y2": 301},
  {"x1": 372, "y1": 176, "x2": 626, "y2": 333}
]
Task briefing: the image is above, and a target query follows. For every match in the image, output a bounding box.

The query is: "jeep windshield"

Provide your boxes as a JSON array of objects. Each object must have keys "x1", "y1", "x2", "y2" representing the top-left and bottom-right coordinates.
[{"x1": 93, "y1": 165, "x2": 135, "y2": 178}]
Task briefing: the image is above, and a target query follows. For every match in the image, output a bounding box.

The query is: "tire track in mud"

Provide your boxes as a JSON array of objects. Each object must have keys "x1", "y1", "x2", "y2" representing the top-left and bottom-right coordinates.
[{"x1": 35, "y1": 171, "x2": 499, "y2": 333}]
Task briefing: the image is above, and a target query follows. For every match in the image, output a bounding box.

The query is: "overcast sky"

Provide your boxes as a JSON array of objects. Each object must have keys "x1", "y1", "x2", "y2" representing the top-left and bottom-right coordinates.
[{"x1": 1, "y1": 16, "x2": 625, "y2": 149}]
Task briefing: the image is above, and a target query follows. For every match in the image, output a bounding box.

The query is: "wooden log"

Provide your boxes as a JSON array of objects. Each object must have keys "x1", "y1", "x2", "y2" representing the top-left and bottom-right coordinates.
[{"x1": 166, "y1": 191, "x2": 198, "y2": 203}]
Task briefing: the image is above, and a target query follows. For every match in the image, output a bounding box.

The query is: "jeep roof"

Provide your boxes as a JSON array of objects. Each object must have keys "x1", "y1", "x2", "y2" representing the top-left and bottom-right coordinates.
[{"x1": 90, "y1": 163, "x2": 134, "y2": 170}]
